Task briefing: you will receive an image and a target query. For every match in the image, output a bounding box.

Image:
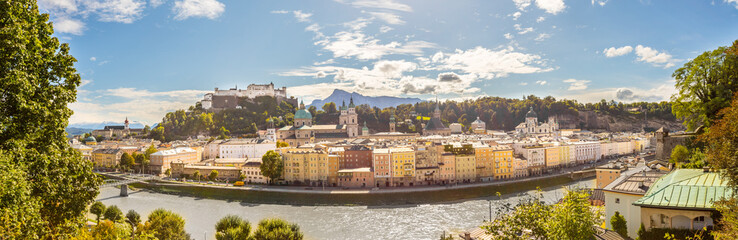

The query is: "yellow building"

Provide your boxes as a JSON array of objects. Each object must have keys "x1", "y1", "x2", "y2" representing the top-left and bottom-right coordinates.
[
  {"x1": 455, "y1": 155, "x2": 476, "y2": 183},
  {"x1": 474, "y1": 144, "x2": 495, "y2": 182},
  {"x1": 390, "y1": 147, "x2": 415, "y2": 186},
  {"x1": 92, "y1": 148, "x2": 123, "y2": 169},
  {"x1": 558, "y1": 144, "x2": 574, "y2": 167},
  {"x1": 326, "y1": 147, "x2": 343, "y2": 187},
  {"x1": 544, "y1": 146, "x2": 560, "y2": 170},
  {"x1": 149, "y1": 147, "x2": 200, "y2": 175},
  {"x1": 492, "y1": 145, "x2": 514, "y2": 180},
  {"x1": 281, "y1": 146, "x2": 329, "y2": 186}
]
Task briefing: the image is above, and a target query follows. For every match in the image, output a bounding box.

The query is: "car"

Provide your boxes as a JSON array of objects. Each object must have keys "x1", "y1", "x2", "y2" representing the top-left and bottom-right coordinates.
[
  {"x1": 233, "y1": 181, "x2": 244, "y2": 186},
  {"x1": 207, "y1": 181, "x2": 214, "y2": 184}
]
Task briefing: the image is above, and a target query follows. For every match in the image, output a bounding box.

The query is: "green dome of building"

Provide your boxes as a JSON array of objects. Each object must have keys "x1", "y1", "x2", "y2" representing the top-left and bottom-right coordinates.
[
  {"x1": 84, "y1": 136, "x2": 97, "y2": 143},
  {"x1": 525, "y1": 107, "x2": 537, "y2": 118},
  {"x1": 295, "y1": 109, "x2": 312, "y2": 119}
]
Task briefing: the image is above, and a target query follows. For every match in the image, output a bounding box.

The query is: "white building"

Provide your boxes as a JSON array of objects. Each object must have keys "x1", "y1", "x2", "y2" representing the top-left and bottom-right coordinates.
[
  {"x1": 201, "y1": 83, "x2": 288, "y2": 110},
  {"x1": 603, "y1": 166, "x2": 666, "y2": 239},
  {"x1": 515, "y1": 107, "x2": 559, "y2": 135},
  {"x1": 574, "y1": 141, "x2": 601, "y2": 163},
  {"x1": 449, "y1": 123, "x2": 463, "y2": 134},
  {"x1": 218, "y1": 139, "x2": 275, "y2": 159}
]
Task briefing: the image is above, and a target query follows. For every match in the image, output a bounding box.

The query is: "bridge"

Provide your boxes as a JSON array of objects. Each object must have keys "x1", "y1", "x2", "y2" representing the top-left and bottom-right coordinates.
[
  {"x1": 569, "y1": 169, "x2": 596, "y2": 180},
  {"x1": 97, "y1": 172, "x2": 160, "y2": 197}
]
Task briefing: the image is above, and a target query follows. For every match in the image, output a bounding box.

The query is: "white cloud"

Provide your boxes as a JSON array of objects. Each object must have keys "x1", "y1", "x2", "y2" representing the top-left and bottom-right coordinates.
[
  {"x1": 536, "y1": 80, "x2": 547, "y2": 85},
  {"x1": 69, "y1": 88, "x2": 210, "y2": 124},
  {"x1": 84, "y1": 0, "x2": 147, "y2": 23},
  {"x1": 316, "y1": 31, "x2": 436, "y2": 60},
  {"x1": 172, "y1": 0, "x2": 225, "y2": 20},
  {"x1": 561, "y1": 80, "x2": 676, "y2": 103},
  {"x1": 368, "y1": 11, "x2": 405, "y2": 25},
  {"x1": 535, "y1": 0, "x2": 566, "y2": 15},
  {"x1": 591, "y1": 0, "x2": 608, "y2": 6},
  {"x1": 351, "y1": 0, "x2": 413, "y2": 12},
  {"x1": 520, "y1": 82, "x2": 529, "y2": 86},
  {"x1": 379, "y1": 25, "x2": 393, "y2": 33},
  {"x1": 53, "y1": 17, "x2": 85, "y2": 35},
  {"x1": 513, "y1": 0, "x2": 532, "y2": 11},
  {"x1": 150, "y1": 0, "x2": 165, "y2": 8},
  {"x1": 514, "y1": 24, "x2": 534, "y2": 34},
  {"x1": 39, "y1": 0, "x2": 78, "y2": 12},
  {"x1": 504, "y1": 33, "x2": 514, "y2": 39},
  {"x1": 314, "y1": 71, "x2": 327, "y2": 78},
  {"x1": 728, "y1": 0, "x2": 738, "y2": 9},
  {"x1": 634, "y1": 45, "x2": 680, "y2": 68},
  {"x1": 270, "y1": 10, "x2": 288, "y2": 14},
  {"x1": 343, "y1": 17, "x2": 372, "y2": 31},
  {"x1": 293, "y1": 10, "x2": 312, "y2": 22},
  {"x1": 563, "y1": 79, "x2": 590, "y2": 90},
  {"x1": 90, "y1": 57, "x2": 97, "y2": 61},
  {"x1": 536, "y1": 16, "x2": 545, "y2": 22},
  {"x1": 512, "y1": 11, "x2": 522, "y2": 20},
  {"x1": 534, "y1": 33, "x2": 550, "y2": 41},
  {"x1": 313, "y1": 59, "x2": 336, "y2": 65},
  {"x1": 603, "y1": 46, "x2": 633, "y2": 57},
  {"x1": 432, "y1": 46, "x2": 553, "y2": 79}
]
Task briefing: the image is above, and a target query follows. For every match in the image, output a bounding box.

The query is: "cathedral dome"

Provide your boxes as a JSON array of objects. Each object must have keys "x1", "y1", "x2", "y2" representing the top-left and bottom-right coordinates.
[
  {"x1": 295, "y1": 109, "x2": 312, "y2": 119},
  {"x1": 525, "y1": 107, "x2": 537, "y2": 118}
]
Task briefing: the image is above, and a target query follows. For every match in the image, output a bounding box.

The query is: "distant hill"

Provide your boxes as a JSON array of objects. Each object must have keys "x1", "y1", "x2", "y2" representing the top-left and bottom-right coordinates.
[
  {"x1": 68, "y1": 121, "x2": 147, "y2": 130},
  {"x1": 65, "y1": 127, "x2": 94, "y2": 138},
  {"x1": 309, "y1": 89, "x2": 423, "y2": 109}
]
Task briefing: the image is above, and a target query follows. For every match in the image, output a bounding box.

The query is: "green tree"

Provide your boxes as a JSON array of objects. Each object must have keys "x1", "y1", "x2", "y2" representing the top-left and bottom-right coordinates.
[
  {"x1": 90, "y1": 201, "x2": 106, "y2": 223},
  {"x1": 209, "y1": 170, "x2": 219, "y2": 181},
  {"x1": 215, "y1": 215, "x2": 252, "y2": 240},
  {"x1": 126, "y1": 210, "x2": 141, "y2": 238},
  {"x1": 219, "y1": 126, "x2": 231, "y2": 140},
  {"x1": 165, "y1": 168, "x2": 172, "y2": 177},
  {"x1": 544, "y1": 189, "x2": 600, "y2": 240},
  {"x1": 144, "y1": 144, "x2": 158, "y2": 159},
  {"x1": 610, "y1": 211, "x2": 627, "y2": 237},
  {"x1": 714, "y1": 198, "x2": 738, "y2": 239},
  {"x1": 193, "y1": 170, "x2": 201, "y2": 182},
  {"x1": 276, "y1": 141, "x2": 289, "y2": 148},
  {"x1": 141, "y1": 208, "x2": 189, "y2": 240},
  {"x1": 671, "y1": 40, "x2": 738, "y2": 131},
  {"x1": 253, "y1": 218, "x2": 303, "y2": 240},
  {"x1": 120, "y1": 152, "x2": 135, "y2": 171},
  {"x1": 0, "y1": 0, "x2": 102, "y2": 237},
  {"x1": 637, "y1": 223, "x2": 646, "y2": 240},
  {"x1": 260, "y1": 151, "x2": 283, "y2": 184},
  {"x1": 670, "y1": 145, "x2": 690, "y2": 164},
  {"x1": 103, "y1": 205, "x2": 123, "y2": 223},
  {"x1": 322, "y1": 102, "x2": 337, "y2": 114},
  {"x1": 91, "y1": 220, "x2": 128, "y2": 240}
]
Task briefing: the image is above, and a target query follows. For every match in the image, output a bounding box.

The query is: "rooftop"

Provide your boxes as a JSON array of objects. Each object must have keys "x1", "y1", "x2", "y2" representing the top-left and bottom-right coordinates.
[{"x1": 633, "y1": 169, "x2": 733, "y2": 210}]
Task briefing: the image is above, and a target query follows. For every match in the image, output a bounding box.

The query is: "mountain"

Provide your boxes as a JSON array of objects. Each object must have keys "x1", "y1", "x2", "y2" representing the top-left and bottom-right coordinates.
[
  {"x1": 68, "y1": 121, "x2": 147, "y2": 130},
  {"x1": 309, "y1": 89, "x2": 423, "y2": 109}
]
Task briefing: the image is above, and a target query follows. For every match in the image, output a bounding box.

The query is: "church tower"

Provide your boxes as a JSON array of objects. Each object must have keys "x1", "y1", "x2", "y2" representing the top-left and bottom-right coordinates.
[
  {"x1": 525, "y1": 107, "x2": 537, "y2": 133},
  {"x1": 124, "y1": 117, "x2": 130, "y2": 130},
  {"x1": 389, "y1": 114, "x2": 396, "y2": 132},
  {"x1": 346, "y1": 96, "x2": 359, "y2": 137}
]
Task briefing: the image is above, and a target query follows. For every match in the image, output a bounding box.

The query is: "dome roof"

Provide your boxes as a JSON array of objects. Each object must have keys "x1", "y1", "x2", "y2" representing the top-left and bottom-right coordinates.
[
  {"x1": 84, "y1": 136, "x2": 97, "y2": 142},
  {"x1": 525, "y1": 107, "x2": 537, "y2": 118},
  {"x1": 295, "y1": 109, "x2": 312, "y2": 119}
]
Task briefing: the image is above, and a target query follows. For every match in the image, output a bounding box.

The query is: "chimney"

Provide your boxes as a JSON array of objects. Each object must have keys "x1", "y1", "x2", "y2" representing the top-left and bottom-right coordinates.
[{"x1": 464, "y1": 232, "x2": 472, "y2": 240}]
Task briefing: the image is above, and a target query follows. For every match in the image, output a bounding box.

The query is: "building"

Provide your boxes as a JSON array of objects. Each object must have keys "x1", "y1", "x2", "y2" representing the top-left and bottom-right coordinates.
[
  {"x1": 470, "y1": 117, "x2": 486, "y2": 134},
  {"x1": 342, "y1": 145, "x2": 372, "y2": 169},
  {"x1": 474, "y1": 144, "x2": 495, "y2": 182},
  {"x1": 372, "y1": 148, "x2": 391, "y2": 187},
  {"x1": 493, "y1": 145, "x2": 514, "y2": 179},
  {"x1": 596, "y1": 163, "x2": 627, "y2": 189},
  {"x1": 71, "y1": 144, "x2": 93, "y2": 161},
  {"x1": 326, "y1": 147, "x2": 343, "y2": 186},
  {"x1": 277, "y1": 99, "x2": 362, "y2": 147},
  {"x1": 280, "y1": 146, "x2": 329, "y2": 186},
  {"x1": 91, "y1": 117, "x2": 144, "y2": 139},
  {"x1": 201, "y1": 83, "x2": 295, "y2": 110},
  {"x1": 439, "y1": 153, "x2": 456, "y2": 184},
  {"x1": 414, "y1": 143, "x2": 442, "y2": 185},
  {"x1": 423, "y1": 101, "x2": 451, "y2": 136},
  {"x1": 655, "y1": 128, "x2": 694, "y2": 161},
  {"x1": 574, "y1": 141, "x2": 601, "y2": 164},
  {"x1": 521, "y1": 145, "x2": 545, "y2": 175},
  {"x1": 389, "y1": 115, "x2": 396, "y2": 132},
  {"x1": 634, "y1": 169, "x2": 733, "y2": 231},
  {"x1": 337, "y1": 167, "x2": 374, "y2": 188},
  {"x1": 218, "y1": 139, "x2": 275, "y2": 159},
  {"x1": 512, "y1": 157, "x2": 528, "y2": 178},
  {"x1": 92, "y1": 148, "x2": 123, "y2": 168},
  {"x1": 149, "y1": 147, "x2": 200, "y2": 174},
  {"x1": 390, "y1": 147, "x2": 416, "y2": 186},
  {"x1": 450, "y1": 123, "x2": 463, "y2": 134},
  {"x1": 544, "y1": 145, "x2": 560, "y2": 171},
  {"x1": 602, "y1": 165, "x2": 666, "y2": 238},
  {"x1": 242, "y1": 159, "x2": 266, "y2": 184},
  {"x1": 170, "y1": 162, "x2": 242, "y2": 181},
  {"x1": 455, "y1": 155, "x2": 476, "y2": 183},
  {"x1": 515, "y1": 107, "x2": 559, "y2": 135}
]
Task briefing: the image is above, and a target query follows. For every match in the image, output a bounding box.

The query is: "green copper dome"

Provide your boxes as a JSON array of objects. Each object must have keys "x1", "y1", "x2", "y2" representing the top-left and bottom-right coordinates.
[
  {"x1": 295, "y1": 108, "x2": 312, "y2": 119},
  {"x1": 84, "y1": 136, "x2": 97, "y2": 143},
  {"x1": 525, "y1": 107, "x2": 537, "y2": 118}
]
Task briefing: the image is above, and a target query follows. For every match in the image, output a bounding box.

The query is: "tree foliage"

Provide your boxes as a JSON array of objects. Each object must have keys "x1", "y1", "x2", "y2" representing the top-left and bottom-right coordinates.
[
  {"x1": 482, "y1": 188, "x2": 601, "y2": 240},
  {"x1": 672, "y1": 40, "x2": 738, "y2": 131},
  {"x1": 713, "y1": 198, "x2": 738, "y2": 240},
  {"x1": 610, "y1": 211, "x2": 627, "y2": 237},
  {"x1": 140, "y1": 208, "x2": 189, "y2": 240},
  {"x1": 90, "y1": 201, "x2": 106, "y2": 223},
  {"x1": 215, "y1": 215, "x2": 252, "y2": 240},
  {"x1": 0, "y1": 0, "x2": 101, "y2": 237},
  {"x1": 120, "y1": 152, "x2": 135, "y2": 171},
  {"x1": 103, "y1": 205, "x2": 123, "y2": 223},
  {"x1": 702, "y1": 94, "x2": 738, "y2": 189},
  {"x1": 260, "y1": 151, "x2": 283, "y2": 184},
  {"x1": 209, "y1": 170, "x2": 219, "y2": 181},
  {"x1": 253, "y1": 218, "x2": 303, "y2": 240},
  {"x1": 91, "y1": 220, "x2": 129, "y2": 240},
  {"x1": 670, "y1": 145, "x2": 690, "y2": 164}
]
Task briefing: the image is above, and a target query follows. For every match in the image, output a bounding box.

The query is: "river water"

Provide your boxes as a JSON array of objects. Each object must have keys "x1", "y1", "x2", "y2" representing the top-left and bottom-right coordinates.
[{"x1": 96, "y1": 179, "x2": 593, "y2": 240}]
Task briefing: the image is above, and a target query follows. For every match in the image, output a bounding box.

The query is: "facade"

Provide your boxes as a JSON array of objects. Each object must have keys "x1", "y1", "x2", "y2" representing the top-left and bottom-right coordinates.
[
  {"x1": 281, "y1": 146, "x2": 329, "y2": 186},
  {"x1": 337, "y1": 168, "x2": 374, "y2": 188},
  {"x1": 474, "y1": 144, "x2": 495, "y2": 182},
  {"x1": 439, "y1": 153, "x2": 456, "y2": 184},
  {"x1": 603, "y1": 167, "x2": 666, "y2": 238},
  {"x1": 91, "y1": 117, "x2": 144, "y2": 139},
  {"x1": 372, "y1": 148, "x2": 391, "y2": 187},
  {"x1": 242, "y1": 159, "x2": 266, "y2": 184},
  {"x1": 470, "y1": 117, "x2": 486, "y2": 134},
  {"x1": 342, "y1": 145, "x2": 372, "y2": 169},
  {"x1": 493, "y1": 145, "x2": 514, "y2": 179},
  {"x1": 449, "y1": 123, "x2": 463, "y2": 134},
  {"x1": 218, "y1": 139, "x2": 275, "y2": 159},
  {"x1": 574, "y1": 141, "x2": 601, "y2": 164},
  {"x1": 149, "y1": 147, "x2": 200, "y2": 174},
  {"x1": 512, "y1": 157, "x2": 529, "y2": 178},
  {"x1": 654, "y1": 128, "x2": 693, "y2": 161},
  {"x1": 558, "y1": 144, "x2": 575, "y2": 167},
  {"x1": 544, "y1": 145, "x2": 560, "y2": 170},
  {"x1": 92, "y1": 148, "x2": 123, "y2": 168},
  {"x1": 522, "y1": 146, "x2": 545, "y2": 175},
  {"x1": 171, "y1": 162, "x2": 241, "y2": 181},
  {"x1": 390, "y1": 147, "x2": 416, "y2": 186},
  {"x1": 514, "y1": 108, "x2": 559, "y2": 135},
  {"x1": 595, "y1": 164, "x2": 626, "y2": 189},
  {"x1": 201, "y1": 83, "x2": 292, "y2": 110},
  {"x1": 72, "y1": 144, "x2": 93, "y2": 161},
  {"x1": 277, "y1": 99, "x2": 362, "y2": 147},
  {"x1": 455, "y1": 155, "x2": 476, "y2": 183},
  {"x1": 326, "y1": 147, "x2": 343, "y2": 186}
]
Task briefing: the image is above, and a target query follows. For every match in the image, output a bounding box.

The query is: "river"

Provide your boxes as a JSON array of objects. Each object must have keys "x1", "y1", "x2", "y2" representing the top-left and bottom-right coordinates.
[{"x1": 96, "y1": 179, "x2": 593, "y2": 240}]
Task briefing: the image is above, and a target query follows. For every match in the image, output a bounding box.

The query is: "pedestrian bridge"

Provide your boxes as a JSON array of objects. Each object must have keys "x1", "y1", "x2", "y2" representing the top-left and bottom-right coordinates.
[{"x1": 97, "y1": 172, "x2": 160, "y2": 196}]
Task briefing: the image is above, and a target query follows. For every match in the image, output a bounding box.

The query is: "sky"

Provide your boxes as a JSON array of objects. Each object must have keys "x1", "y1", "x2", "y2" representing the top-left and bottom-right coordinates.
[{"x1": 37, "y1": 0, "x2": 738, "y2": 125}]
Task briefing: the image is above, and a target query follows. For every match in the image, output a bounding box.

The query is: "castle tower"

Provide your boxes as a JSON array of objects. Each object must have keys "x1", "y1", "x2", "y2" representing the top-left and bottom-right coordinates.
[
  {"x1": 346, "y1": 96, "x2": 359, "y2": 137},
  {"x1": 124, "y1": 117, "x2": 130, "y2": 130},
  {"x1": 389, "y1": 115, "x2": 396, "y2": 132},
  {"x1": 362, "y1": 121, "x2": 369, "y2": 136}
]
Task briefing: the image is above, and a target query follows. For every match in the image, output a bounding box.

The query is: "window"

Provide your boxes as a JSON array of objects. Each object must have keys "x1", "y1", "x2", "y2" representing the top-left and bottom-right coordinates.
[{"x1": 615, "y1": 198, "x2": 620, "y2": 204}]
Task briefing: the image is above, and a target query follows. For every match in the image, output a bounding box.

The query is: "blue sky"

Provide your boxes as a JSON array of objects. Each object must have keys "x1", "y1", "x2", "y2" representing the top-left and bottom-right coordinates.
[{"x1": 38, "y1": 0, "x2": 738, "y2": 124}]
